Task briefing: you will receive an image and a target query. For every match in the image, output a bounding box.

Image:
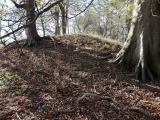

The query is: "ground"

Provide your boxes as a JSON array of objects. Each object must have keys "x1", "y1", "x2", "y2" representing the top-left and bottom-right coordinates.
[{"x1": 0, "y1": 34, "x2": 160, "y2": 119}]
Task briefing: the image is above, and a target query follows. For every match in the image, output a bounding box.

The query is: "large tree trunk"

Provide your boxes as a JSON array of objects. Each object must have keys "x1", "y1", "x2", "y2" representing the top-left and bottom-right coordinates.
[
  {"x1": 59, "y1": 1, "x2": 68, "y2": 35},
  {"x1": 61, "y1": 12, "x2": 67, "y2": 34},
  {"x1": 54, "y1": 6, "x2": 61, "y2": 35},
  {"x1": 114, "y1": 0, "x2": 160, "y2": 82},
  {"x1": 25, "y1": 0, "x2": 41, "y2": 46},
  {"x1": 11, "y1": 0, "x2": 41, "y2": 46}
]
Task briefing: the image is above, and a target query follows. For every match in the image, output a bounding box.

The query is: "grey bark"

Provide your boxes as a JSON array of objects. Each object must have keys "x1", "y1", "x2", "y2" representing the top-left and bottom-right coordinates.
[
  {"x1": 59, "y1": 1, "x2": 69, "y2": 34},
  {"x1": 11, "y1": 0, "x2": 41, "y2": 46},
  {"x1": 53, "y1": 6, "x2": 60, "y2": 35},
  {"x1": 25, "y1": 0, "x2": 41, "y2": 46},
  {"x1": 114, "y1": 0, "x2": 160, "y2": 82}
]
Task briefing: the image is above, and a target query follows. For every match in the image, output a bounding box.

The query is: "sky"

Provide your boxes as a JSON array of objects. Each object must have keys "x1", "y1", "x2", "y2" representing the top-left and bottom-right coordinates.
[
  {"x1": 0, "y1": 0, "x2": 100, "y2": 43},
  {"x1": 0, "y1": 0, "x2": 13, "y2": 7},
  {"x1": 0, "y1": 0, "x2": 24, "y2": 43}
]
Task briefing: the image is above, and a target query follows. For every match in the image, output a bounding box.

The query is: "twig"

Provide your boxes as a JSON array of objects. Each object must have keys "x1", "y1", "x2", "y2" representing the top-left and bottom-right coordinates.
[
  {"x1": 16, "y1": 112, "x2": 22, "y2": 120},
  {"x1": 49, "y1": 36, "x2": 56, "y2": 50},
  {"x1": 1, "y1": 0, "x2": 63, "y2": 39},
  {"x1": 76, "y1": 93, "x2": 155, "y2": 120},
  {"x1": 123, "y1": 106, "x2": 156, "y2": 120},
  {"x1": 76, "y1": 93, "x2": 117, "y2": 112},
  {"x1": 52, "y1": 109, "x2": 75, "y2": 116},
  {"x1": 93, "y1": 84, "x2": 100, "y2": 94},
  {"x1": 68, "y1": 0, "x2": 94, "y2": 19},
  {"x1": 100, "y1": 111, "x2": 104, "y2": 120},
  {"x1": 9, "y1": 21, "x2": 24, "y2": 56},
  {"x1": 93, "y1": 112, "x2": 99, "y2": 120}
]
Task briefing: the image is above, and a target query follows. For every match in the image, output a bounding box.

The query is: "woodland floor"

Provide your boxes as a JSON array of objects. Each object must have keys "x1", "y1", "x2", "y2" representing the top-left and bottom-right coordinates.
[{"x1": 0, "y1": 34, "x2": 160, "y2": 120}]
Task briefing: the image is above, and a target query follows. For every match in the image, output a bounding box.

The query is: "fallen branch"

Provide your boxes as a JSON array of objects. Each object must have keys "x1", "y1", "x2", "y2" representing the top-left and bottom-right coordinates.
[
  {"x1": 52, "y1": 109, "x2": 75, "y2": 116},
  {"x1": 123, "y1": 106, "x2": 155, "y2": 120},
  {"x1": 76, "y1": 93, "x2": 155, "y2": 120},
  {"x1": 76, "y1": 93, "x2": 118, "y2": 112},
  {"x1": 49, "y1": 36, "x2": 56, "y2": 50},
  {"x1": 16, "y1": 112, "x2": 22, "y2": 120}
]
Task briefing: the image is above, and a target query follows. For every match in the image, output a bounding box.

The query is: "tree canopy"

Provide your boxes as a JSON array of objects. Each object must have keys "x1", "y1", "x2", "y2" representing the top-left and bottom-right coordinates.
[{"x1": 0, "y1": 0, "x2": 132, "y2": 44}]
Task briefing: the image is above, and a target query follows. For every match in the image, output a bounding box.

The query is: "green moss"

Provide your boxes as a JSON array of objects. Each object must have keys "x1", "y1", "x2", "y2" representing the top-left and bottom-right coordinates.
[
  {"x1": 0, "y1": 71, "x2": 20, "y2": 82},
  {"x1": 0, "y1": 44, "x2": 4, "y2": 49}
]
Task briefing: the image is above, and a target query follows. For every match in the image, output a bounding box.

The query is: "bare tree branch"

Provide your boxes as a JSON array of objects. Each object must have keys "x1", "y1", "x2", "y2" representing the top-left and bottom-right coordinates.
[
  {"x1": 68, "y1": 0, "x2": 94, "y2": 19},
  {"x1": 11, "y1": 0, "x2": 26, "y2": 8},
  {"x1": 0, "y1": 0, "x2": 63, "y2": 40}
]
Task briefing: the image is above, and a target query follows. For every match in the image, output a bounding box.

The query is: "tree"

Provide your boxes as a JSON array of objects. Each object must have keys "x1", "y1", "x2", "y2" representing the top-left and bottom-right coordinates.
[
  {"x1": 58, "y1": 0, "x2": 69, "y2": 34},
  {"x1": 11, "y1": 0, "x2": 42, "y2": 46},
  {"x1": 10, "y1": 0, "x2": 64, "y2": 46},
  {"x1": 75, "y1": 10, "x2": 96, "y2": 32},
  {"x1": 40, "y1": 14, "x2": 46, "y2": 36},
  {"x1": 53, "y1": 5, "x2": 61, "y2": 35},
  {"x1": 114, "y1": 0, "x2": 160, "y2": 82},
  {"x1": 0, "y1": 0, "x2": 94, "y2": 44}
]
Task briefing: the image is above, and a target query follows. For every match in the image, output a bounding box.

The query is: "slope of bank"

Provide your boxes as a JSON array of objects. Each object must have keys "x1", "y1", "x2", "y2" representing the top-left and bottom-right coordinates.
[{"x1": 0, "y1": 34, "x2": 159, "y2": 119}]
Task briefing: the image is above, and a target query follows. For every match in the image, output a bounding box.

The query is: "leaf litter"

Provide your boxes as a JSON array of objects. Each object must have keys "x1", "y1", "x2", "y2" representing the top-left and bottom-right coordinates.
[{"x1": 0, "y1": 34, "x2": 160, "y2": 120}]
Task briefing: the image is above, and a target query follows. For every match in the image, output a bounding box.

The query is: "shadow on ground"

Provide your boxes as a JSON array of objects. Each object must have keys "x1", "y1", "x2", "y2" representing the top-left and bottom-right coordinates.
[{"x1": 0, "y1": 34, "x2": 159, "y2": 119}]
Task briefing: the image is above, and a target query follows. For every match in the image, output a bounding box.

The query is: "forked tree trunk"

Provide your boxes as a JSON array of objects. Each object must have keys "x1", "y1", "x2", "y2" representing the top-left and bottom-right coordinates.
[
  {"x1": 11, "y1": 0, "x2": 41, "y2": 46},
  {"x1": 25, "y1": 0, "x2": 41, "y2": 46},
  {"x1": 114, "y1": 0, "x2": 160, "y2": 82}
]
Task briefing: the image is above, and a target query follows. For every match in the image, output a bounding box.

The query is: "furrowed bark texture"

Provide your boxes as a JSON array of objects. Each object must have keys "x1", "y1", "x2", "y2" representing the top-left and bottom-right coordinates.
[{"x1": 114, "y1": 0, "x2": 160, "y2": 82}]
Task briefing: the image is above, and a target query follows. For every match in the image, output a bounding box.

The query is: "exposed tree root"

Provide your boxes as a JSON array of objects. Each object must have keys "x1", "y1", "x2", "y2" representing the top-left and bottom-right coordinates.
[
  {"x1": 76, "y1": 93, "x2": 155, "y2": 120},
  {"x1": 24, "y1": 41, "x2": 37, "y2": 47},
  {"x1": 2, "y1": 85, "x2": 156, "y2": 119},
  {"x1": 123, "y1": 107, "x2": 156, "y2": 120},
  {"x1": 113, "y1": 52, "x2": 124, "y2": 65},
  {"x1": 24, "y1": 35, "x2": 42, "y2": 47},
  {"x1": 112, "y1": 51, "x2": 132, "y2": 70},
  {"x1": 52, "y1": 109, "x2": 75, "y2": 116},
  {"x1": 135, "y1": 61, "x2": 155, "y2": 83},
  {"x1": 113, "y1": 53, "x2": 155, "y2": 83}
]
